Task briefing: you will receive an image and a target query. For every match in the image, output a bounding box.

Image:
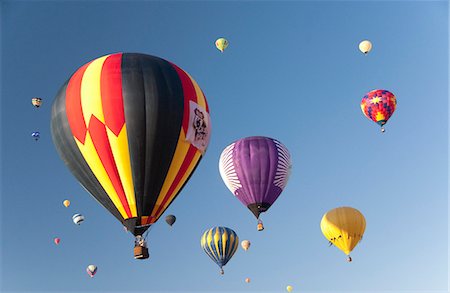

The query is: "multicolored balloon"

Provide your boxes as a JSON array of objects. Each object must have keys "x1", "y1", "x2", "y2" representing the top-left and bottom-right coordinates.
[
  {"x1": 320, "y1": 206, "x2": 366, "y2": 262},
  {"x1": 360, "y1": 89, "x2": 397, "y2": 132},
  {"x1": 86, "y1": 265, "x2": 97, "y2": 278},
  {"x1": 219, "y1": 136, "x2": 292, "y2": 231},
  {"x1": 215, "y1": 38, "x2": 229, "y2": 52},
  {"x1": 51, "y1": 53, "x2": 211, "y2": 255},
  {"x1": 31, "y1": 131, "x2": 40, "y2": 141},
  {"x1": 200, "y1": 226, "x2": 239, "y2": 274},
  {"x1": 32, "y1": 97, "x2": 43, "y2": 108}
]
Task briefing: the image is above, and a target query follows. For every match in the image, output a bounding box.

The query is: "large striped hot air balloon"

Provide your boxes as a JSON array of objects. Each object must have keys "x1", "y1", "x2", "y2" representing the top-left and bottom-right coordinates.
[
  {"x1": 219, "y1": 136, "x2": 292, "y2": 231},
  {"x1": 51, "y1": 53, "x2": 211, "y2": 259},
  {"x1": 360, "y1": 89, "x2": 397, "y2": 132},
  {"x1": 200, "y1": 226, "x2": 239, "y2": 274}
]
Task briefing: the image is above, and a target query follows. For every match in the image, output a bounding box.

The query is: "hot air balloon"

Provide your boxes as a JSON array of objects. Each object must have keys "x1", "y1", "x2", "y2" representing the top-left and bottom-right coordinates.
[
  {"x1": 32, "y1": 97, "x2": 43, "y2": 108},
  {"x1": 245, "y1": 278, "x2": 251, "y2": 283},
  {"x1": 86, "y1": 265, "x2": 97, "y2": 278},
  {"x1": 54, "y1": 238, "x2": 60, "y2": 245},
  {"x1": 320, "y1": 206, "x2": 366, "y2": 262},
  {"x1": 359, "y1": 40, "x2": 372, "y2": 55},
  {"x1": 215, "y1": 38, "x2": 229, "y2": 52},
  {"x1": 72, "y1": 213, "x2": 84, "y2": 225},
  {"x1": 360, "y1": 89, "x2": 397, "y2": 132},
  {"x1": 31, "y1": 131, "x2": 40, "y2": 141},
  {"x1": 165, "y1": 215, "x2": 176, "y2": 227},
  {"x1": 200, "y1": 226, "x2": 239, "y2": 274},
  {"x1": 51, "y1": 53, "x2": 211, "y2": 260},
  {"x1": 241, "y1": 240, "x2": 251, "y2": 251},
  {"x1": 219, "y1": 136, "x2": 291, "y2": 231},
  {"x1": 286, "y1": 285, "x2": 293, "y2": 292},
  {"x1": 63, "y1": 200, "x2": 70, "y2": 207}
]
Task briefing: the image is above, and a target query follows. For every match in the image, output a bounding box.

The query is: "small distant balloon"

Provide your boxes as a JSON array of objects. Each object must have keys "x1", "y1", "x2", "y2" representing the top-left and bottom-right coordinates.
[
  {"x1": 165, "y1": 215, "x2": 176, "y2": 227},
  {"x1": 241, "y1": 240, "x2": 251, "y2": 251},
  {"x1": 72, "y1": 213, "x2": 84, "y2": 225},
  {"x1": 245, "y1": 278, "x2": 251, "y2": 283},
  {"x1": 63, "y1": 200, "x2": 70, "y2": 208},
  {"x1": 286, "y1": 285, "x2": 293, "y2": 292},
  {"x1": 31, "y1": 132, "x2": 40, "y2": 141},
  {"x1": 86, "y1": 265, "x2": 97, "y2": 278},
  {"x1": 31, "y1": 97, "x2": 42, "y2": 108},
  {"x1": 359, "y1": 40, "x2": 372, "y2": 55},
  {"x1": 54, "y1": 238, "x2": 60, "y2": 245},
  {"x1": 215, "y1": 38, "x2": 229, "y2": 52}
]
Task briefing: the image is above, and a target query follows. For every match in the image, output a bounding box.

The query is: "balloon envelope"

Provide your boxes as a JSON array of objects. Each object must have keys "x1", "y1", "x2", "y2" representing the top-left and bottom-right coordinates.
[
  {"x1": 32, "y1": 97, "x2": 42, "y2": 108},
  {"x1": 63, "y1": 200, "x2": 70, "y2": 207},
  {"x1": 320, "y1": 206, "x2": 366, "y2": 256},
  {"x1": 165, "y1": 215, "x2": 176, "y2": 226},
  {"x1": 72, "y1": 213, "x2": 84, "y2": 225},
  {"x1": 359, "y1": 40, "x2": 372, "y2": 54},
  {"x1": 215, "y1": 38, "x2": 229, "y2": 52},
  {"x1": 245, "y1": 278, "x2": 250, "y2": 283},
  {"x1": 286, "y1": 285, "x2": 293, "y2": 292},
  {"x1": 219, "y1": 136, "x2": 291, "y2": 219},
  {"x1": 87, "y1": 265, "x2": 97, "y2": 277},
  {"x1": 54, "y1": 238, "x2": 60, "y2": 245},
  {"x1": 360, "y1": 89, "x2": 397, "y2": 129},
  {"x1": 241, "y1": 240, "x2": 251, "y2": 251},
  {"x1": 31, "y1": 132, "x2": 40, "y2": 141},
  {"x1": 201, "y1": 226, "x2": 239, "y2": 273},
  {"x1": 51, "y1": 53, "x2": 211, "y2": 237}
]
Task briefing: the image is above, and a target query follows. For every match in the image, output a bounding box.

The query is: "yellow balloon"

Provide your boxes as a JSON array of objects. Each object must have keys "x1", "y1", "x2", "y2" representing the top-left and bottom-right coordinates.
[
  {"x1": 286, "y1": 285, "x2": 293, "y2": 292},
  {"x1": 63, "y1": 200, "x2": 70, "y2": 208},
  {"x1": 320, "y1": 207, "x2": 366, "y2": 258},
  {"x1": 215, "y1": 38, "x2": 229, "y2": 52},
  {"x1": 359, "y1": 40, "x2": 372, "y2": 54}
]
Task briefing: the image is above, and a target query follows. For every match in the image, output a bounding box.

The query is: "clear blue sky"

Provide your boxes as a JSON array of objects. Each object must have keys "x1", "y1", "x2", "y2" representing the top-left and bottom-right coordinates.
[{"x1": 1, "y1": 1, "x2": 448, "y2": 292}]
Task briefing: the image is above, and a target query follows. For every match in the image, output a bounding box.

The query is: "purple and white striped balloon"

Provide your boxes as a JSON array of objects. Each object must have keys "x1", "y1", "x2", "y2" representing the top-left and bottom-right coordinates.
[{"x1": 219, "y1": 136, "x2": 291, "y2": 220}]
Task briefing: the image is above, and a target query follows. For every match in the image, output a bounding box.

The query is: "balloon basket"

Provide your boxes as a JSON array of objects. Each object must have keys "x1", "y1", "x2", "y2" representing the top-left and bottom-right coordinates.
[
  {"x1": 257, "y1": 223, "x2": 264, "y2": 231},
  {"x1": 134, "y1": 246, "x2": 149, "y2": 260}
]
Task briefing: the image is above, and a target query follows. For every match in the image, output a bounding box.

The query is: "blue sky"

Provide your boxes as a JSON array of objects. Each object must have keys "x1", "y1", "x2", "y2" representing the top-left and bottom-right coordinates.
[{"x1": 1, "y1": 1, "x2": 448, "y2": 292}]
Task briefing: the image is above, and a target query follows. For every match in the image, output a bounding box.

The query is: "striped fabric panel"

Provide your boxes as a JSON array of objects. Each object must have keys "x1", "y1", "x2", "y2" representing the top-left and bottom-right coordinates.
[
  {"x1": 144, "y1": 63, "x2": 207, "y2": 225},
  {"x1": 219, "y1": 143, "x2": 242, "y2": 195},
  {"x1": 273, "y1": 140, "x2": 291, "y2": 189},
  {"x1": 66, "y1": 54, "x2": 134, "y2": 219}
]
